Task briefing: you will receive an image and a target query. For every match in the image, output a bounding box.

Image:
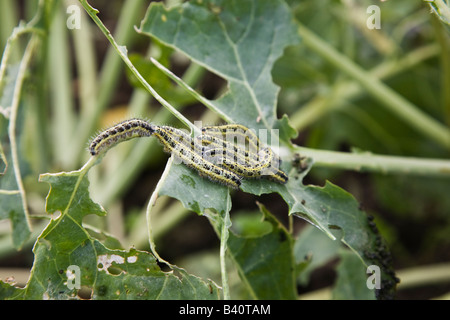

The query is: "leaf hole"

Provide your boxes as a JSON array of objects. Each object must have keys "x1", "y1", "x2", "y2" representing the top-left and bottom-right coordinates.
[
  {"x1": 77, "y1": 286, "x2": 93, "y2": 300},
  {"x1": 107, "y1": 265, "x2": 123, "y2": 276}
]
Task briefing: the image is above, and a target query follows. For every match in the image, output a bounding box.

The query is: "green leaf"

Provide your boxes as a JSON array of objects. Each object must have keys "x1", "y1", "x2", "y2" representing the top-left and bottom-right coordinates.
[
  {"x1": 158, "y1": 165, "x2": 297, "y2": 300},
  {"x1": 280, "y1": 165, "x2": 398, "y2": 299},
  {"x1": 332, "y1": 250, "x2": 376, "y2": 300},
  {"x1": 294, "y1": 225, "x2": 377, "y2": 299},
  {"x1": 0, "y1": 64, "x2": 32, "y2": 249},
  {"x1": 227, "y1": 203, "x2": 297, "y2": 300},
  {"x1": 0, "y1": 191, "x2": 30, "y2": 250},
  {"x1": 0, "y1": 167, "x2": 219, "y2": 300},
  {"x1": 39, "y1": 170, "x2": 106, "y2": 221},
  {"x1": 237, "y1": 160, "x2": 397, "y2": 298},
  {"x1": 0, "y1": 151, "x2": 31, "y2": 250},
  {"x1": 137, "y1": 0, "x2": 300, "y2": 196},
  {"x1": 137, "y1": 0, "x2": 397, "y2": 299},
  {"x1": 137, "y1": 0, "x2": 300, "y2": 142},
  {"x1": 158, "y1": 161, "x2": 233, "y2": 299},
  {"x1": 125, "y1": 49, "x2": 172, "y2": 92},
  {"x1": 293, "y1": 224, "x2": 341, "y2": 285},
  {"x1": 159, "y1": 162, "x2": 231, "y2": 216},
  {"x1": 427, "y1": 0, "x2": 450, "y2": 27},
  {"x1": 231, "y1": 211, "x2": 273, "y2": 238}
]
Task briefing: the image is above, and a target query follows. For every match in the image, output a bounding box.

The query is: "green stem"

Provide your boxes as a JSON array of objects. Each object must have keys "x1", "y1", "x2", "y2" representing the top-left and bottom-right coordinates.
[
  {"x1": 94, "y1": 57, "x2": 207, "y2": 206},
  {"x1": 297, "y1": 23, "x2": 450, "y2": 149},
  {"x1": 298, "y1": 262, "x2": 450, "y2": 299},
  {"x1": 150, "y1": 57, "x2": 233, "y2": 124},
  {"x1": 72, "y1": 0, "x2": 148, "y2": 163},
  {"x1": 220, "y1": 214, "x2": 230, "y2": 300},
  {"x1": 396, "y1": 262, "x2": 450, "y2": 289},
  {"x1": 431, "y1": 14, "x2": 450, "y2": 126},
  {"x1": 429, "y1": 0, "x2": 450, "y2": 24},
  {"x1": 48, "y1": 5, "x2": 76, "y2": 168},
  {"x1": 297, "y1": 145, "x2": 450, "y2": 177},
  {"x1": 94, "y1": 0, "x2": 142, "y2": 117},
  {"x1": 93, "y1": 107, "x2": 167, "y2": 205},
  {"x1": 150, "y1": 42, "x2": 450, "y2": 178},
  {"x1": 71, "y1": 0, "x2": 98, "y2": 121},
  {"x1": 145, "y1": 156, "x2": 175, "y2": 267},
  {"x1": 290, "y1": 43, "x2": 440, "y2": 131},
  {"x1": 78, "y1": 0, "x2": 198, "y2": 134},
  {"x1": 0, "y1": 25, "x2": 42, "y2": 94},
  {"x1": 0, "y1": 0, "x2": 20, "y2": 76},
  {"x1": 7, "y1": 35, "x2": 39, "y2": 241}
]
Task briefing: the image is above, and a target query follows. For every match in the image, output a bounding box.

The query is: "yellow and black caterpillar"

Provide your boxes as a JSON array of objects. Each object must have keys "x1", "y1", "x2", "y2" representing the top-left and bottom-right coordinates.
[{"x1": 89, "y1": 118, "x2": 288, "y2": 189}]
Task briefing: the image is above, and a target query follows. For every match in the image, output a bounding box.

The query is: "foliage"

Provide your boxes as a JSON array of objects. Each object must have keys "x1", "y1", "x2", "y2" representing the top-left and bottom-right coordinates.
[{"x1": 0, "y1": 0, "x2": 449, "y2": 300}]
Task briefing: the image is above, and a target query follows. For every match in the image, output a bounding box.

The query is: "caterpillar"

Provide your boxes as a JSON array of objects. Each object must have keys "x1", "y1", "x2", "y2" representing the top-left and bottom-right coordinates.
[
  {"x1": 89, "y1": 119, "x2": 288, "y2": 188},
  {"x1": 202, "y1": 147, "x2": 288, "y2": 183},
  {"x1": 198, "y1": 135, "x2": 279, "y2": 177},
  {"x1": 151, "y1": 125, "x2": 242, "y2": 189},
  {"x1": 89, "y1": 118, "x2": 154, "y2": 156},
  {"x1": 200, "y1": 125, "x2": 287, "y2": 183},
  {"x1": 201, "y1": 124, "x2": 282, "y2": 167},
  {"x1": 201, "y1": 124, "x2": 260, "y2": 154},
  {"x1": 89, "y1": 120, "x2": 241, "y2": 189}
]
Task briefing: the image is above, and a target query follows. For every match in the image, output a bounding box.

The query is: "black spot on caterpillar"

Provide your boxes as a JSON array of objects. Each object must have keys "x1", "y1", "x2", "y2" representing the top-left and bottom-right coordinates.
[
  {"x1": 151, "y1": 125, "x2": 242, "y2": 189},
  {"x1": 89, "y1": 119, "x2": 288, "y2": 188},
  {"x1": 89, "y1": 118, "x2": 154, "y2": 156}
]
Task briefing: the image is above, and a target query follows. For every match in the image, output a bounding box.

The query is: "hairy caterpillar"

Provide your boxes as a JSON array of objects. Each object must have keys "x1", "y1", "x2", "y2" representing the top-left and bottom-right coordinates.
[
  {"x1": 89, "y1": 119, "x2": 288, "y2": 188},
  {"x1": 198, "y1": 134, "x2": 287, "y2": 183},
  {"x1": 150, "y1": 125, "x2": 242, "y2": 189},
  {"x1": 89, "y1": 118, "x2": 154, "y2": 156},
  {"x1": 201, "y1": 124, "x2": 282, "y2": 166},
  {"x1": 89, "y1": 119, "x2": 241, "y2": 188},
  {"x1": 200, "y1": 125, "x2": 287, "y2": 183}
]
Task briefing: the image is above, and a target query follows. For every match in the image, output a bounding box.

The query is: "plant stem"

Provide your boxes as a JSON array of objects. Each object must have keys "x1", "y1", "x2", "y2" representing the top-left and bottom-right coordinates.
[
  {"x1": 93, "y1": 52, "x2": 207, "y2": 205},
  {"x1": 296, "y1": 145, "x2": 450, "y2": 177},
  {"x1": 297, "y1": 23, "x2": 450, "y2": 149},
  {"x1": 150, "y1": 43, "x2": 450, "y2": 178},
  {"x1": 396, "y1": 262, "x2": 450, "y2": 289},
  {"x1": 431, "y1": 14, "x2": 450, "y2": 127},
  {"x1": 145, "y1": 156, "x2": 174, "y2": 267},
  {"x1": 48, "y1": 5, "x2": 76, "y2": 169},
  {"x1": 72, "y1": 0, "x2": 147, "y2": 164},
  {"x1": 298, "y1": 262, "x2": 450, "y2": 299},
  {"x1": 150, "y1": 57, "x2": 233, "y2": 124},
  {"x1": 6, "y1": 35, "x2": 39, "y2": 243},
  {"x1": 289, "y1": 43, "x2": 440, "y2": 131},
  {"x1": 78, "y1": 0, "x2": 198, "y2": 134},
  {"x1": 220, "y1": 215, "x2": 231, "y2": 300},
  {"x1": 428, "y1": 0, "x2": 450, "y2": 24}
]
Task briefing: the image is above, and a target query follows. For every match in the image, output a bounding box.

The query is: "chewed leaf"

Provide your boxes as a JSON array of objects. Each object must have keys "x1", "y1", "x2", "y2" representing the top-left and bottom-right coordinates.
[
  {"x1": 39, "y1": 170, "x2": 106, "y2": 221},
  {"x1": 238, "y1": 159, "x2": 397, "y2": 298},
  {"x1": 333, "y1": 250, "x2": 376, "y2": 300},
  {"x1": 0, "y1": 147, "x2": 31, "y2": 249},
  {"x1": 11, "y1": 238, "x2": 219, "y2": 299},
  {"x1": 0, "y1": 191, "x2": 30, "y2": 250},
  {"x1": 138, "y1": 0, "x2": 397, "y2": 298},
  {"x1": 138, "y1": 0, "x2": 300, "y2": 142},
  {"x1": 227, "y1": 203, "x2": 297, "y2": 299},
  {"x1": 0, "y1": 166, "x2": 220, "y2": 300},
  {"x1": 281, "y1": 174, "x2": 398, "y2": 299},
  {"x1": 159, "y1": 162, "x2": 231, "y2": 216}
]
